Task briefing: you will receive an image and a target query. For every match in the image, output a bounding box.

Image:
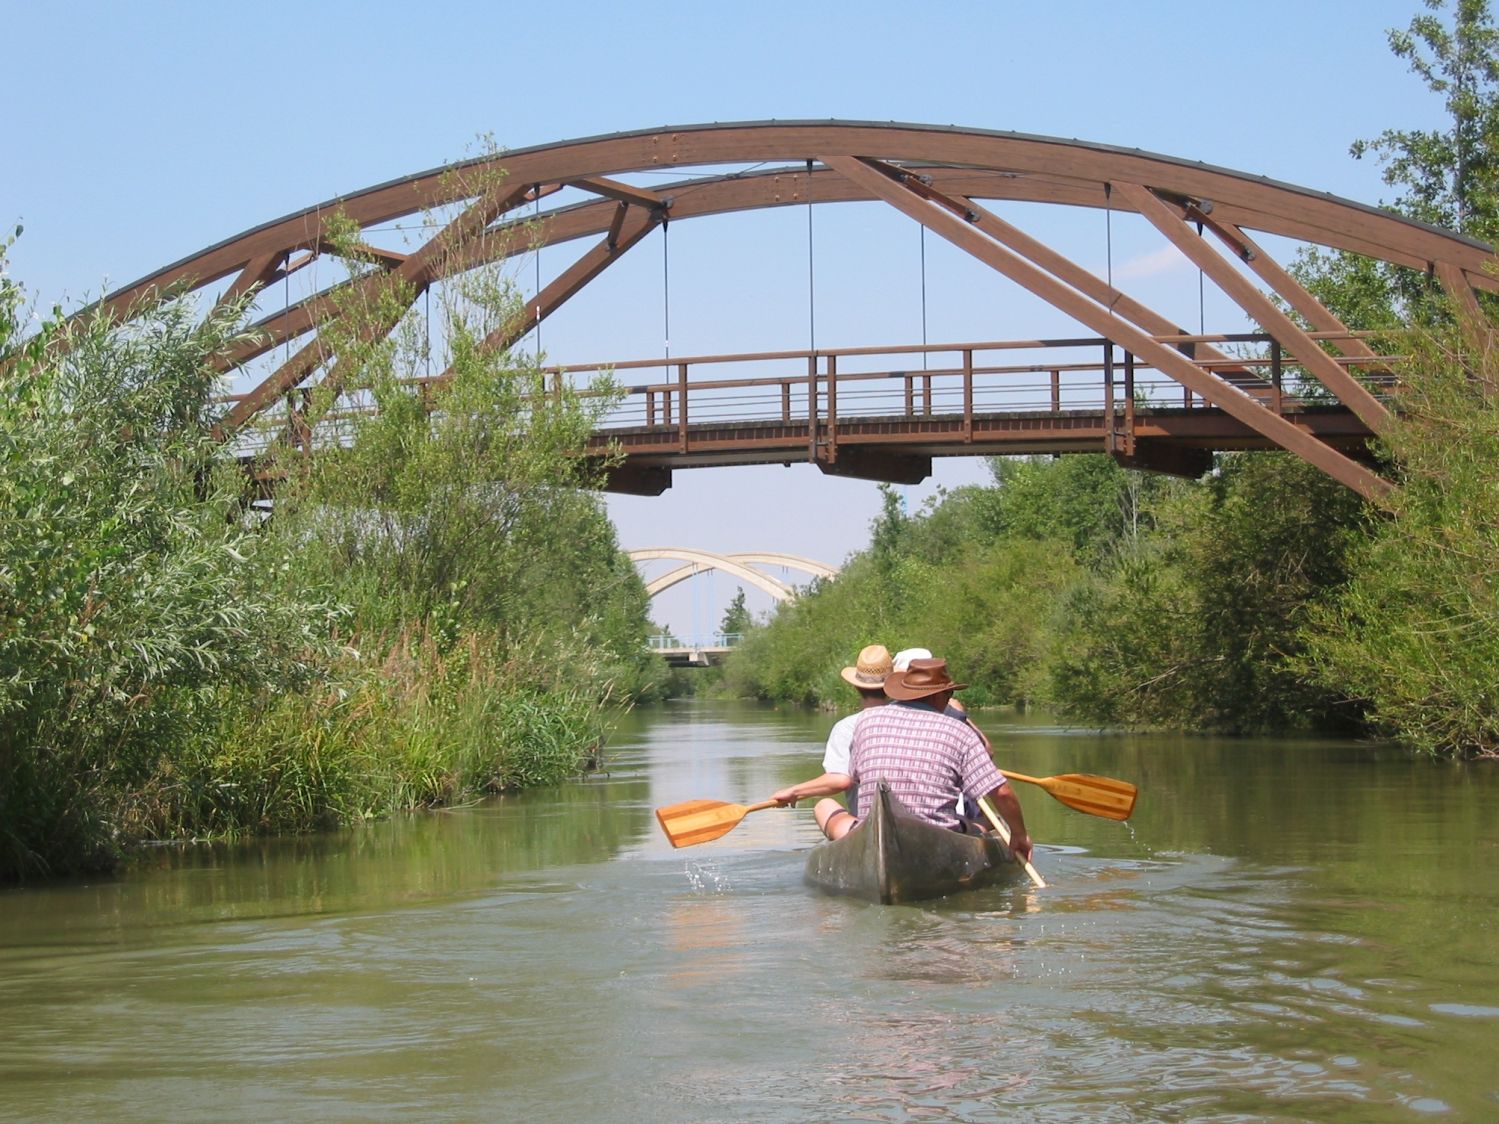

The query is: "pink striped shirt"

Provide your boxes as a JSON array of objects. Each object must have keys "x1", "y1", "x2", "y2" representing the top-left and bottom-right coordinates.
[{"x1": 848, "y1": 701, "x2": 1006, "y2": 829}]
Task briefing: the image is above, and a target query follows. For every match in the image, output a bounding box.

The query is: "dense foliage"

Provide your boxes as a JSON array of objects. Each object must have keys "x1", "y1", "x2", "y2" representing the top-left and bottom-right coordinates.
[
  {"x1": 0, "y1": 243, "x2": 343, "y2": 877},
  {"x1": 723, "y1": 454, "x2": 1366, "y2": 737},
  {"x1": 1299, "y1": 327, "x2": 1499, "y2": 755},
  {"x1": 0, "y1": 211, "x2": 661, "y2": 881}
]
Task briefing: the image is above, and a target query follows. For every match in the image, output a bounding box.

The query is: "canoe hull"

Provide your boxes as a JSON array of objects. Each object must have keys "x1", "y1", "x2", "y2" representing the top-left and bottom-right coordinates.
[{"x1": 803, "y1": 783, "x2": 1018, "y2": 904}]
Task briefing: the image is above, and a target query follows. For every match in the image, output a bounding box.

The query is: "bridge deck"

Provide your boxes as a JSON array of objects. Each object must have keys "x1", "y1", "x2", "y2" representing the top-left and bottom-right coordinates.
[{"x1": 233, "y1": 333, "x2": 1387, "y2": 495}]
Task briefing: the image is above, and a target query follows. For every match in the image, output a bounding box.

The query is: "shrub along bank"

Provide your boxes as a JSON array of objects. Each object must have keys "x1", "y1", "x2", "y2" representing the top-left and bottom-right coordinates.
[{"x1": 0, "y1": 233, "x2": 661, "y2": 883}]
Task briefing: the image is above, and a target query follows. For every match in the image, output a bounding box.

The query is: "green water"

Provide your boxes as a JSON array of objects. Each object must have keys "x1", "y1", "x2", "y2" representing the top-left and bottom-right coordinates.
[{"x1": 2, "y1": 701, "x2": 1496, "y2": 1121}]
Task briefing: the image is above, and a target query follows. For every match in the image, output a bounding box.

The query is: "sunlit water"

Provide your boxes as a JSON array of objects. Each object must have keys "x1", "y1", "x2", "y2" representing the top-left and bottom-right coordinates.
[{"x1": 2, "y1": 701, "x2": 1497, "y2": 1121}]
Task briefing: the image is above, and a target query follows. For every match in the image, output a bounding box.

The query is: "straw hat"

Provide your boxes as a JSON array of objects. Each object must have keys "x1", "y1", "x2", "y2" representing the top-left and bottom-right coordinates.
[
  {"x1": 883, "y1": 657, "x2": 966, "y2": 701},
  {"x1": 840, "y1": 644, "x2": 893, "y2": 689}
]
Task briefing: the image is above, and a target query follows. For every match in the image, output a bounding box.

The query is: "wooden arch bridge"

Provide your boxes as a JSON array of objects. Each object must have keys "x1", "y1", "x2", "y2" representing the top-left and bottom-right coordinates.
[{"x1": 89, "y1": 121, "x2": 1499, "y2": 503}]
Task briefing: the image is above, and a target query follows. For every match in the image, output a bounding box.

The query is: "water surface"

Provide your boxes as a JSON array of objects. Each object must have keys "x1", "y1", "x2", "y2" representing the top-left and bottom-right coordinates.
[{"x1": 3, "y1": 701, "x2": 1497, "y2": 1121}]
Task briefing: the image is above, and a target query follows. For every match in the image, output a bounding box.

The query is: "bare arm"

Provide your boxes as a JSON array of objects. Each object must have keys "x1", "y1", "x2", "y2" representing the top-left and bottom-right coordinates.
[
  {"x1": 771, "y1": 772, "x2": 851, "y2": 806},
  {"x1": 984, "y1": 782, "x2": 1032, "y2": 863}
]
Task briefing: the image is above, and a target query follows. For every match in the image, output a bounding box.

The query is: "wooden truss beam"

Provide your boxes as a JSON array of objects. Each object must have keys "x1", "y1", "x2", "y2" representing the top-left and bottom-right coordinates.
[
  {"x1": 1114, "y1": 182, "x2": 1391, "y2": 434},
  {"x1": 825, "y1": 154, "x2": 1392, "y2": 502},
  {"x1": 221, "y1": 181, "x2": 533, "y2": 431}
]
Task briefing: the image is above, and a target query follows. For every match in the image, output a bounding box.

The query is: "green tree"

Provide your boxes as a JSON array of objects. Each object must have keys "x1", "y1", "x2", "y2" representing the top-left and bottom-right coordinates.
[
  {"x1": 720, "y1": 588, "x2": 751, "y2": 638},
  {"x1": 989, "y1": 454, "x2": 1175, "y2": 564},
  {"x1": 1048, "y1": 454, "x2": 1365, "y2": 732},
  {"x1": 1300, "y1": 325, "x2": 1499, "y2": 756},
  {"x1": 0, "y1": 238, "x2": 344, "y2": 878},
  {"x1": 1297, "y1": 0, "x2": 1499, "y2": 324},
  {"x1": 265, "y1": 192, "x2": 659, "y2": 700}
]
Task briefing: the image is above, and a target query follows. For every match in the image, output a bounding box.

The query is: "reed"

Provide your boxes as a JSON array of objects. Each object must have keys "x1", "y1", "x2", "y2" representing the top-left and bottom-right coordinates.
[{"x1": 121, "y1": 626, "x2": 611, "y2": 842}]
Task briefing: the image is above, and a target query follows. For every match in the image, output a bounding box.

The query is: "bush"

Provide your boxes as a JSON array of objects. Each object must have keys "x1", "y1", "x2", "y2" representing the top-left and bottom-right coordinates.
[
  {"x1": 0, "y1": 249, "x2": 344, "y2": 878},
  {"x1": 1300, "y1": 325, "x2": 1499, "y2": 757}
]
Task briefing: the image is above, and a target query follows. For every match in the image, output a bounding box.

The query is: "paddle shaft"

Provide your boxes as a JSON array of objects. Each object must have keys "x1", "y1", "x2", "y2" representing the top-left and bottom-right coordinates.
[{"x1": 977, "y1": 796, "x2": 1045, "y2": 888}]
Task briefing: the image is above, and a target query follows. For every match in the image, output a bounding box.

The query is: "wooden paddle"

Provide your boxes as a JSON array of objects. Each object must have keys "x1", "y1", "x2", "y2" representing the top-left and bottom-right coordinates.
[
  {"x1": 977, "y1": 796, "x2": 1046, "y2": 888},
  {"x1": 1001, "y1": 771, "x2": 1138, "y2": 822},
  {"x1": 655, "y1": 798, "x2": 781, "y2": 848}
]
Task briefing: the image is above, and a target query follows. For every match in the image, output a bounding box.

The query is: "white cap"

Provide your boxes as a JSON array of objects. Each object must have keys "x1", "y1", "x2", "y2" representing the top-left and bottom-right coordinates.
[{"x1": 892, "y1": 647, "x2": 932, "y2": 671}]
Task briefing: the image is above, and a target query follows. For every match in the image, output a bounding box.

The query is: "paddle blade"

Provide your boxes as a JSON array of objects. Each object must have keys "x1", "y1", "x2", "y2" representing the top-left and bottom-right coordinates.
[
  {"x1": 655, "y1": 799, "x2": 755, "y2": 848},
  {"x1": 1034, "y1": 773, "x2": 1138, "y2": 821}
]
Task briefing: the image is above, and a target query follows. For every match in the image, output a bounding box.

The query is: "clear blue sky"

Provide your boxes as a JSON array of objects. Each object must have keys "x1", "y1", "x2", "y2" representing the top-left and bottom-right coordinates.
[{"x1": 6, "y1": 0, "x2": 1439, "y2": 636}]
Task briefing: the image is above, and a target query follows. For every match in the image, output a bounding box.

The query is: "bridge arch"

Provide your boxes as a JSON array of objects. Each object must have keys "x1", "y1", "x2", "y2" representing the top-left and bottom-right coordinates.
[
  {"x1": 89, "y1": 120, "x2": 1499, "y2": 501},
  {"x1": 627, "y1": 548, "x2": 839, "y2": 602}
]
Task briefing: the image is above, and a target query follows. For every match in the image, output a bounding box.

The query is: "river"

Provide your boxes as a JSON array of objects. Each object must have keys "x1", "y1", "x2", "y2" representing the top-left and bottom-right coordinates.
[{"x1": 2, "y1": 701, "x2": 1497, "y2": 1121}]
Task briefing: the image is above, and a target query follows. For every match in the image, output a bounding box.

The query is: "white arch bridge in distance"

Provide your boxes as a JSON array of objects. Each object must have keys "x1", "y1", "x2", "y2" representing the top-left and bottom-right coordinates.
[{"x1": 627, "y1": 548, "x2": 841, "y2": 665}]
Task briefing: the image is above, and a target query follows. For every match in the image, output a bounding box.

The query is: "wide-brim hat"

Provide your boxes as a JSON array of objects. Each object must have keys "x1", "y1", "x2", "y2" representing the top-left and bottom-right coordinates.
[
  {"x1": 840, "y1": 644, "x2": 893, "y2": 689},
  {"x1": 884, "y1": 657, "x2": 965, "y2": 700}
]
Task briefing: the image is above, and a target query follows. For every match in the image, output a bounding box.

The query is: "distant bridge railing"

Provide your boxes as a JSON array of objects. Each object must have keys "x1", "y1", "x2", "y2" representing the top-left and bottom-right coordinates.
[
  {"x1": 648, "y1": 633, "x2": 743, "y2": 651},
  {"x1": 647, "y1": 632, "x2": 743, "y2": 667}
]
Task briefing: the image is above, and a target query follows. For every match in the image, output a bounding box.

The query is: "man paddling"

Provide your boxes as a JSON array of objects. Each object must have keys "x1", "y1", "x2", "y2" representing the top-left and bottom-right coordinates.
[
  {"x1": 772, "y1": 657, "x2": 1034, "y2": 864},
  {"x1": 766, "y1": 644, "x2": 893, "y2": 827}
]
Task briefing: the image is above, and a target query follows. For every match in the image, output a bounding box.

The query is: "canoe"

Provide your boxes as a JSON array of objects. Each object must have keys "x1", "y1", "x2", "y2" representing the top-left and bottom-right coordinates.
[{"x1": 803, "y1": 782, "x2": 1020, "y2": 904}]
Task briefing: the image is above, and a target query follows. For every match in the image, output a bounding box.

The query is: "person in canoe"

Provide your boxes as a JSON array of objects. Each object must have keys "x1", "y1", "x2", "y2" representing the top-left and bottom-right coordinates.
[
  {"x1": 771, "y1": 657, "x2": 1034, "y2": 864},
  {"x1": 893, "y1": 646, "x2": 991, "y2": 820},
  {"x1": 817, "y1": 643, "x2": 894, "y2": 814}
]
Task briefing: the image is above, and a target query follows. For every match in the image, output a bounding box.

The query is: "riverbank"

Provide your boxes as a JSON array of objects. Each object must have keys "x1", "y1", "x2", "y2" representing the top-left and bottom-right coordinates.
[{"x1": 0, "y1": 243, "x2": 662, "y2": 883}]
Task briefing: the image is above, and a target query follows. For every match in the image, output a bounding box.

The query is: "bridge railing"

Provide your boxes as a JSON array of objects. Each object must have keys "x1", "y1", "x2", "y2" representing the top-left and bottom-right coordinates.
[
  {"x1": 647, "y1": 633, "x2": 743, "y2": 651},
  {"x1": 220, "y1": 332, "x2": 1398, "y2": 458},
  {"x1": 558, "y1": 332, "x2": 1397, "y2": 436}
]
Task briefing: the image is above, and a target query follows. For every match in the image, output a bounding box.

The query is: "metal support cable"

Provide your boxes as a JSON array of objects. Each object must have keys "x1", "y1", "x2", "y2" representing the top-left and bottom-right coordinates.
[
  {"x1": 1197, "y1": 220, "x2": 1206, "y2": 336},
  {"x1": 662, "y1": 216, "x2": 671, "y2": 366},
  {"x1": 1104, "y1": 182, "x2": 1114, "y2": 307},
  {"x1": 806, "y1": 159, "x2": 816, "y2": 354},
  {"x1": 534, "y1": 184, "x2": 542, "y2": 361},
  {"x1": 920, "y1": 225, "x2": 929, "y2": 370}
]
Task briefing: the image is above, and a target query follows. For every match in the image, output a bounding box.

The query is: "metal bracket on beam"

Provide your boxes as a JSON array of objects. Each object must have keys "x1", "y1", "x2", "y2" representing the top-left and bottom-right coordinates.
[
  {"x1": 1110, "y1": 440, "x2": 1213, "y2": 479},
  {"x1": 816, "y1": 447, "x2": 931, "y2": 485},
  {"x1": 599, "y1": 461, "x2": 672, "y2": 496}
]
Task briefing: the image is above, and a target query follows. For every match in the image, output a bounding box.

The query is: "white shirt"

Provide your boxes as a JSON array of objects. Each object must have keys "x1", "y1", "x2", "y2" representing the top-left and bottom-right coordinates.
[{"x1": 822, "y1": 712, "x2": 861, "y2": 775}]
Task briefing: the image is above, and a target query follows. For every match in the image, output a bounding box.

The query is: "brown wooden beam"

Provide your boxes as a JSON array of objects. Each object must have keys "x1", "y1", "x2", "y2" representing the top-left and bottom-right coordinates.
[
  {"x1": 1110, "y1": 439, "x2": 1214, "y2": 478},
  {"x1": 470, "y1": 202, "x2": 663, "y2": 364},
  {"x1": 1114, "y1": 182, "x2": 1391, "y2": 434},
  {"x1": 212, "y1": 250, "x2": 284, "y2": 314},
  {"x1": 599, "y1": 462, "x2": 672, "y2": 495},
  {"x1": 826, "y1": 154, "x2": 1392, "y2": 502},
  {"x1": 315, "y1": 235, "x2": 408, "y2": 269},
  {"x1": 223, "y1": 182, "x2": 533, "y2": 431},
  {"x1": 816, "y1": 446, "x2": 932, "y2": 485},
  {"x1": 951, "y1": 194, "x2": 1266, "y2": 389},
  {"x1": 1188, "y1": 210, "x2": 1381, "y2": 363},
  {"x1": 1437, "y1": 261, "x2": 1499, "y2": 393},
  {"x1": 568, "y1": 176, "x2": 666, "y2": 209},
  {"x1": 90, "y1": 122, "x2": 1499, "y2": 333}
]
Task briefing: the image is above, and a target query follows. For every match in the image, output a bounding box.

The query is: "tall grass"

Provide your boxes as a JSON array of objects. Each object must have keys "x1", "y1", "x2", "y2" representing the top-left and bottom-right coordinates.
[{"x1": 123, "y1": 626, "x2": 613, "y2": 842}]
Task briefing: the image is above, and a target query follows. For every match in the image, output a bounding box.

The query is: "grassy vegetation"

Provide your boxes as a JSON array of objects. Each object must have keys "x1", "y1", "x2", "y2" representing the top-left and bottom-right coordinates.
[{"x1": 0, "y1": 204, "x2": 661, "y2": 882}]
